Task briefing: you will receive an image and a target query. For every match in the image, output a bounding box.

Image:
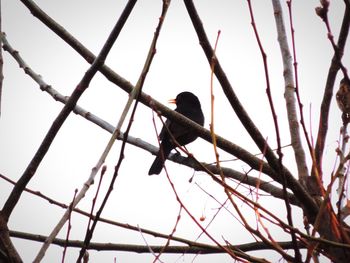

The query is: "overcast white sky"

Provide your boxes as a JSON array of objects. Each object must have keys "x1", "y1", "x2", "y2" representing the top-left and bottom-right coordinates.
[{"x1": 0, "y1": 1, "x2": 349, "y2": 262}]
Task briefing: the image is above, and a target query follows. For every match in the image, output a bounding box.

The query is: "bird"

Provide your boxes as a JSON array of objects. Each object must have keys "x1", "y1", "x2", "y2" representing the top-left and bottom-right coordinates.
[
  {"x1": 336, "y1": 77, "x2": 350, "y2": 124},
  {"x1": 148, "y1": 91, "x2": 204, "y2": 175}
]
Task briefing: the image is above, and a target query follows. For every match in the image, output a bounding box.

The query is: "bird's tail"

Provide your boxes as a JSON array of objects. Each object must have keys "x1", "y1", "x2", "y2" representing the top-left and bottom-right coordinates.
[
  {"x1": 148, "y1": 155, "x2": 163, "y2": 175},
  {"x1": 148, "y1": 143, "x2": 172, "y2": 175}
]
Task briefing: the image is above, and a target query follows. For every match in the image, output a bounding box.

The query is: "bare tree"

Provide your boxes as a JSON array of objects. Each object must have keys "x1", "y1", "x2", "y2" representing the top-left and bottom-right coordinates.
[{"x1": 1, "y1": 0, "x2": 350, "y2": 262}]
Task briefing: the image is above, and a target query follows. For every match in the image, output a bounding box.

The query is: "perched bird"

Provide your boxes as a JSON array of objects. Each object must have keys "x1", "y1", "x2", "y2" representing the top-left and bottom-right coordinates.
[
  {"x1": 336, "y1": 77, "x2": 350, "y2": 124},
  {"x1": 148, "y1": 91, "x2": 204, "y2": 175}
]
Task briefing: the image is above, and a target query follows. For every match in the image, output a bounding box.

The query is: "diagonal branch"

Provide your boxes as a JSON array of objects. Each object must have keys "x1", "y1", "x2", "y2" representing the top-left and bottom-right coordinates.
[{"x1": 2, "y1": 0, "x2": 135, "y2": 223}]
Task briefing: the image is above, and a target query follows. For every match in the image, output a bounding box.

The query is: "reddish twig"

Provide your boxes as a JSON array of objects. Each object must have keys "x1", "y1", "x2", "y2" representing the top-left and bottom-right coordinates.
[
  {"x1": 61, "y1": 189, "x2": 78, "y2": 263},
  {"x1": 209, "y1": 30, "x2": 222, "y2": 169},
  {"x1": 154, "y1": 207, "x2": 182, "y2": 262},
  {"x1": 246, "y1": 0, "x2": 282, "y2": 159},
  {"x1": 248, "y1": 1, "x2": 301, "y2": 260},
  {"x1": 316, "y1": 1, "x2": 349, "y2": 81},
  {"x1": 80, "y1": 166, "x2": 107, "y2": 256},
  {"x1": 87, "y1": 166, "x2": 107, "y2": 232}
]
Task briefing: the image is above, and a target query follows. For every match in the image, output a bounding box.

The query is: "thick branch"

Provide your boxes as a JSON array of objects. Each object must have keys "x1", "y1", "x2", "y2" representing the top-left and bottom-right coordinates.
[
  {"x1": 271, "y1": 0, "x2": 308, "y2": 180},
  {"x1": 0, "y1": 213, "x2": 22, "y2": 263},
  {"x1": 9, "y1": 230, "x2": 306, "y2": 255}
]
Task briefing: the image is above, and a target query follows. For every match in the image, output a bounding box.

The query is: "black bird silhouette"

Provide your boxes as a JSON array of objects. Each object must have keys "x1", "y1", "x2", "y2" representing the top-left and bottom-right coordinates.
[{"x1": 148, "y1": 91, "x2": 204, "y2": 175}]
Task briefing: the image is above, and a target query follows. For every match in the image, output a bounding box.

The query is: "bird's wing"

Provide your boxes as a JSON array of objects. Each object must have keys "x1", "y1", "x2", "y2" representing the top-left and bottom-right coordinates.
[{"x1": 158, "y1": 119, "x2": 170, "y2": 140}]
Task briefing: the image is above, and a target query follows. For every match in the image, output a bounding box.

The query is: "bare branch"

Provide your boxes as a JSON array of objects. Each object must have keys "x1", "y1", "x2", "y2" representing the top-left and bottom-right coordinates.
[
  {"x1": 0, "y1": 213, "x2": 22, "y2": 263},
  {"x1": 271, "y1": 0, "x2": 308, "y2": 182},
  {"x1": 9, "y1": 230, "x2": 306, "y2": 255},
  {"x1": 315, "y1": 3, "x2": 350, "y2": 176}
]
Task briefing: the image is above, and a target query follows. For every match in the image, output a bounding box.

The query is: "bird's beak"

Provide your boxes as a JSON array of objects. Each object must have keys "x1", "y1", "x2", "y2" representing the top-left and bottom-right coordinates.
[{"x1": 168, "y1": 98, "x2": 176, "y2": 104}]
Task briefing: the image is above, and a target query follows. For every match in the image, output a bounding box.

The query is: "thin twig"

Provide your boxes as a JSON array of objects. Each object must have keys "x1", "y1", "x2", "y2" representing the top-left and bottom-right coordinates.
[
  {"x1": 316, "y1": 1, "x2": 349, "y2": 81},
  {"x1": 286, "y1": 0, "x2": 314, "y2": 157},
  {"x1": 61, "y1": 189, "x2": 78, "y2": 263},
  {"x1": 83, "y1": 166, "x2": 107, "y2": 248},
  {"x1": 154, "y1": 206, "x2": 182, "y2": 262}
]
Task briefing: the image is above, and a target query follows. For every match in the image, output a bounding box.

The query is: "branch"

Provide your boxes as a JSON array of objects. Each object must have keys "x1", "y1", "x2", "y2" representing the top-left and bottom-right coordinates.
[
  {"x1": 271, "y1": 0, "x2": 308, "y2": 181},
  {"x1": 0, "y1": 213, "x2": 22, "y2": 263},
  {"x1": 315, "y1": 2, "x2": 350, "y2": 176},
  {"x1": 9, "y1": 230, "x2": 305, "y2": 255}
]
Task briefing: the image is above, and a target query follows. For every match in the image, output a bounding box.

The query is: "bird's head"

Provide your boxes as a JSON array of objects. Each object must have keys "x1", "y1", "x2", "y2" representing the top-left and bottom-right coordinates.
[{"x1": 168, "y1": 91, "x2": 201, "y2": 108}]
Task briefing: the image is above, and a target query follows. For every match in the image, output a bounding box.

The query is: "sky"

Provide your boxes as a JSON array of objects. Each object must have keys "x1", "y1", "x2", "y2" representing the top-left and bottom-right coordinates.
[{"x1": 0, "y1": 0, "x2": 349, "y2": 262}]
